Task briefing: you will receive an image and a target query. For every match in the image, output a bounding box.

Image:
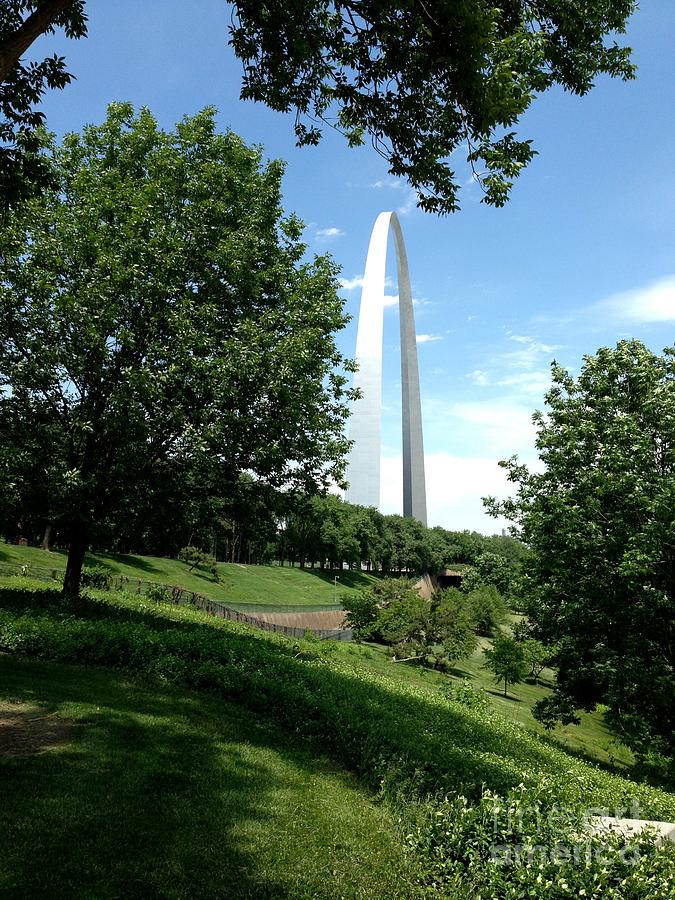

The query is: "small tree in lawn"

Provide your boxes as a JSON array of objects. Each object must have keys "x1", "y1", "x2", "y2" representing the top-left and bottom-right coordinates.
[
  {"x1": 522, "y1": 638, "x2": 552, "y2": 685},
  {"x1": 484, "y1": 633, "x2": 528, "y2": 697}
]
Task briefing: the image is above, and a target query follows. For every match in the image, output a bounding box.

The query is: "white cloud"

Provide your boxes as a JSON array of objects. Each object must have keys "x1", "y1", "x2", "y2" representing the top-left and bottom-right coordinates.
[
  {"x1": 497, "y1": 370, "x2": 551, "y2": 395},
  {"x1": 423, "y1": 397, "x2": 540, "y2": 463},
  {"x1": 467, "y1": 369, "x2": 489, "y2": 386},
  {"x1": 504, "y1": 334, "x2": 557, "y2": 370},
  {"x1": 339, "y1": 275, "x2": 364, "y2": 291},
  {"x1": 397, "y1": 189, "x2": 419, "y2": 216},
  {"x1": 592, "y1": 275, "x2": 675, "y2": 323},
  {"x1": 416, "y1": 333, "x2": 443, "y2": 344},
  {"x1": 368, "y1": 175, "x2": 420, "y2": 214},
  {"x1": 380, "y1": 453, "x2": 516, "y2": 533},
  {"x1": 315, "y1": 226, "x2": 345, "y2": 239},
  {"x1": 370, "y1": 178, "x2": 406, "y2": 191}
]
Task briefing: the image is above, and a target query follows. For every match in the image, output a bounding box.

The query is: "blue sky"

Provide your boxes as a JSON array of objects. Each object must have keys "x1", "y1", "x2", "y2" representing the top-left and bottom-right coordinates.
[{"x1": 29, "y1": 1, "x2": 675, "y2": 532}]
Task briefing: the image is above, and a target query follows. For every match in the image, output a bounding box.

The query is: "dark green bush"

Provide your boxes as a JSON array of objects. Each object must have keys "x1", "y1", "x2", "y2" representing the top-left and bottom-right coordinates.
[
  {"x1": 80, "y1": 565, "x2": 111, "y2": 590},
  {"x1": 145, "y1": 583, "x2": 172, "y2": 603}
]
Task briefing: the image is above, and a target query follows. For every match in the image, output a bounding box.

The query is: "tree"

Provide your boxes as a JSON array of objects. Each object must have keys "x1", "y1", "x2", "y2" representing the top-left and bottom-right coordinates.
[
  {"x1": 521, "y1": 638, "x2": 551, "y2": 686},
  {"x1": 230, "y1": 0, "x2": 636, "y2": 213},
  {"x1": 345, "y1": 580, "x2": 477, "y2": 670},
  {"x1": 0, "y1": 103, "x2": 354, "y2": 595},
  {"x1": 0, "y1": 1, "x2": 87, "y2": 208},
  {"x1": 483, "y1": 632, "x2": 528, "y2": 697},
  {"x1": 465, "y1": 584, "x2": 507, "y2": 637},
  {"x1": 487, "y1": 340, "x2": 675, "y2": 761},
  {"x1": 2, "y1": 2, "x2": 637, "y2": 212}
]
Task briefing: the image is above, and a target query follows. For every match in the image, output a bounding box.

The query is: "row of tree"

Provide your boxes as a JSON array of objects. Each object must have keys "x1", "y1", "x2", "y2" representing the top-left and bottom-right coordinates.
[{"x1": 2, "y1": 468, "x2": 526, "y2": 585}]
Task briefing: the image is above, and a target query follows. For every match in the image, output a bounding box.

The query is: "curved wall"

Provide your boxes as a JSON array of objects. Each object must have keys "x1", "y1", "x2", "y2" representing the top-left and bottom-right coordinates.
[{"x1": 344, "y1": 212, "x2": 427, "y2": 525}]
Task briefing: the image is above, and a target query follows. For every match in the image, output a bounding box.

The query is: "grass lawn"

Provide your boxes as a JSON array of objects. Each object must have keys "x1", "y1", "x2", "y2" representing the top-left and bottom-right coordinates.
[
  {"x1": 0, "y1": 543, "x2": 382, "y2": 611},
  {"x1": 333, "y1": 640, "x2": 635, "y2": 772},
  {"x1": 1, "y1": 580, "x2": 673, "y2": 898},
  {"x1": 0, "y1": 653, "x2": 420, "y2": 899}
]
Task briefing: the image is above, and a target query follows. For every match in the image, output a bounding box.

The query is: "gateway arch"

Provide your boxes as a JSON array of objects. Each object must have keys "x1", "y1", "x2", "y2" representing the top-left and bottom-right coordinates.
[{"x1": 344, "y1": 211, "x2": 427, "y2": 525}]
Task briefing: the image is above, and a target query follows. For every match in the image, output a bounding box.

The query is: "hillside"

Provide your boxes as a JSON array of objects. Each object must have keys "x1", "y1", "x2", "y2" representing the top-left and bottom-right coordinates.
[
  {"x1": 0, "y1": 654, "x2": 417, "y2": 899},
  {"x1": 0, "y1": 543, "x2": 383, "y2": 610},
  {"x1": 0, "y1": 578, "x2": 673, "y2": 898}
]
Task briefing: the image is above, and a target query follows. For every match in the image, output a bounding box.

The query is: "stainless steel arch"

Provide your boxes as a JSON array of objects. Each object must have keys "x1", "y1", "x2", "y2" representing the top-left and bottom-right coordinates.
[{"x1": 345, "y1": 212, "x2": 427, "y2": 525}]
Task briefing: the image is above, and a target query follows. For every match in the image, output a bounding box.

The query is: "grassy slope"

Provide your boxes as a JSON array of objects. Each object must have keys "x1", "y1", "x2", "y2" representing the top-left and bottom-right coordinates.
[
  {"x1": 1, "y1": 580, "x2": 672, "y2": 820},
  {"x1": 1, "y1": 580, "x2": 674, "y2": 898},
  {"x1": 334, "y1": 641, "x2": 634, "y2": 771},
  {"x1": 0, "y1": 543, "x2": 382, "y2": 610},
  {"x1": 0, "y1": 558, "x2": 637, "y2": 771},
  {"x1": 0, "y1": 654, "x2": 419, "y2": 900}
]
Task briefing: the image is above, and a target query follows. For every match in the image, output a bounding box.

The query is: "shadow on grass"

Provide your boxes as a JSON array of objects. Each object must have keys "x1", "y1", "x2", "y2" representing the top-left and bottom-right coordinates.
[
  {"x1": 0, "y1": 586, "x2": 605, "y2": 808},
  {"x1": 93, "y1": 551, "x2": 165, "y2": 575},
  {"x1": 486, "y1": 689, "x2": 523, "y2": 703},
  {"x1": 0, "y1": 655, "x2": 413, "y2": 900},
  {"x1": 536, "y1": 727, "x2": 633, "y2": 777},
  {"x1": 447, "y1": 666, "x2": 476, "y2": 679},
  {"x1": 297, "y1": 568, "x2": 383, "y2": 592}
]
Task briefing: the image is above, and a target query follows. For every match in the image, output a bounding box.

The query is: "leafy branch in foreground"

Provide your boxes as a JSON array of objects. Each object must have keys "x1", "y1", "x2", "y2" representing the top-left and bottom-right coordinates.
[{"x1": 230, "y1": 0, "x2": 637, "y2": 213}]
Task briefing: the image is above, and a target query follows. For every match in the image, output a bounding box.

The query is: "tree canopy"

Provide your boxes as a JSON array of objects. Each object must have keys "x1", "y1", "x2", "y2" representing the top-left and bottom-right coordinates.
[
  {"x1": 487, "y1": 340, "x2": 675, "y2": 766},
  {"x1": 0, "y1": 103, "x2": 354, "y2": 594},
  {"x1": 1, "y1": 1, "x2": 637, "y2": 211},
  {"x1": 227, "y1": 0, "x2": 637, "y2": 213}
]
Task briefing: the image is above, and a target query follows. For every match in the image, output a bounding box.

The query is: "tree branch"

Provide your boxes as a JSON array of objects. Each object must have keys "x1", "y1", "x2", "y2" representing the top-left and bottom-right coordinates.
[{"x1": 0, "y1": 0, "x2": 76, "y2": 83}]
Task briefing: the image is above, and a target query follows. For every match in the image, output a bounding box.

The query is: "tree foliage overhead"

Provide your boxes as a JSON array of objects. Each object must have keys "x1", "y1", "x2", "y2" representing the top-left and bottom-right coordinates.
[
  {"x1": 0, "y1": 103, "x2": 354, "y2": 594},
  {"x1": 2, "y1": 2, "x2": 637, "y2": 212},
  {"x1": 230, "y1": 0, "x2": 636, "y2": 213},
  {"x1": 487, "y1": 340, "x2": 675, "y2": 763},
  {"x1": 0, "y1": 1, "x2": 87, "y2": 207}
]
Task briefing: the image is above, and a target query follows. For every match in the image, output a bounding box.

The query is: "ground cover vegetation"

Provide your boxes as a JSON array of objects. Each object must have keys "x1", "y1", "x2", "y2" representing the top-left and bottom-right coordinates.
[
  {"x1": 487, "y1": 340, "x2": 675, "y2": 783},
  {"x1": 0, "y1": 103, "x2": 355, "y2": 596},
  {"x1": 0, "y1": 579, "x2": 673, "y2": 898},
  {"x1": 1, "y1": 2, "x2": 637, "y2": 213}
]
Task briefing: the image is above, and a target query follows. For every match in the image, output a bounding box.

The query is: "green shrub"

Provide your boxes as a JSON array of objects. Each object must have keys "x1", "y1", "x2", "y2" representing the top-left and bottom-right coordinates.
[
  {"x1": 340, "y1": 588, "x2": 379, "y2": 638},
  {"x1": 441, "y1": 678, "x2": 490, "y2": 710},
  {"x1": 411, "y1": 783, "x2": 675, "y2": 899},
  {"x1": 467, "y1": 584, "x2": 507, "y2": 636},
  {"x1": 80, "y1": 565, "x2": 110, "y2": 590},
  {"x1": 145, "y1": 583, "x2": 172, "y2": 603},
  {"x1": 178, "y1": 546, "x2": 218, "y2": 579}
]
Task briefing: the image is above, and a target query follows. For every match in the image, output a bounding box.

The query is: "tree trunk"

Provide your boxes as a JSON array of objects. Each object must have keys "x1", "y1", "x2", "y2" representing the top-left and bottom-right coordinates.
[
  {"x1": 41, "y1": 522, "x2": 53, "y2": 551},
  {"x1": 0, "y1": 0, "x2": 76, "y2": 83},
  {"x1": 63, "y1": 527, "x2": 87, "y2": 596}
]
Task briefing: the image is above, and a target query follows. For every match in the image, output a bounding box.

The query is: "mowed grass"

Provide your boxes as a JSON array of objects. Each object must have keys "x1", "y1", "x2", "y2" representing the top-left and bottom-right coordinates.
[
  {"x1": 333, "y1": 640, "x2": 635, "y2": 772},
  {"x1": 0, "y1": 543, "x2": 382, "y2": 610},
  {"x1": 0, "y1": 653, "x2": 420, "y2": 900}
]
